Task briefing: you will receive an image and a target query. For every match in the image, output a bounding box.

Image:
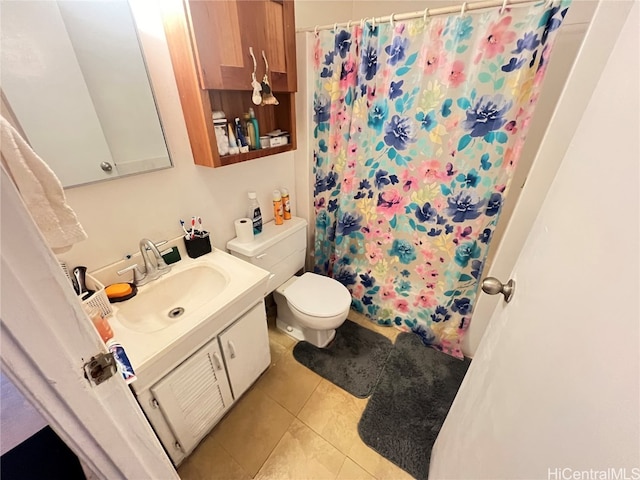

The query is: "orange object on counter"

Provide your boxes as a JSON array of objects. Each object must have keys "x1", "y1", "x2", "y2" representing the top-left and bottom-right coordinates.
[{"x1": 88, "y1": 308, "x2": 114, "y2": 343}]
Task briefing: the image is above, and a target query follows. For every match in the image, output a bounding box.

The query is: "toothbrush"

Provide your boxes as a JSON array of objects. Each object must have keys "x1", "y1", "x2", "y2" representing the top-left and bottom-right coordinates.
[
  {"x1": 198, "y1": 217, "x2": 203, "y2": 236},
  {"x1": 191, "y1": 216, "x2": 196, "y2": 239},
  {"x1": 180, "y1": 219, "x2": 190, "y2": 237}
]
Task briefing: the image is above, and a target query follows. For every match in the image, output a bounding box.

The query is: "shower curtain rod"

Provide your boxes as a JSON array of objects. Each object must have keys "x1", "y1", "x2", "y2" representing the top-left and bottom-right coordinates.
[{"x1": 296, "y1": 0, "x2": 549, "y2": 33}]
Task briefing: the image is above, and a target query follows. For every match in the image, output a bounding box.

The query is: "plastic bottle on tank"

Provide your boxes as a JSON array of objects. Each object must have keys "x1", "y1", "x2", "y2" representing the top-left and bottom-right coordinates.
[{"x1": 247, "y1": 191, "x2": 263, "y2": 234}]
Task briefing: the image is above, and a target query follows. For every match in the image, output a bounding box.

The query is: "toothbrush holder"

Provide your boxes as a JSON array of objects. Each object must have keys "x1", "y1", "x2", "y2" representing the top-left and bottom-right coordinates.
[{"x1": 183, "y1": 231, "x2": 212, "y2": 259}]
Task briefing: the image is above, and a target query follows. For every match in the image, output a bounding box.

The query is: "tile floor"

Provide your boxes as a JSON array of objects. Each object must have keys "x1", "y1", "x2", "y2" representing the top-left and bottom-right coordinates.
[{"x1": 178, "y1": 311, "x2": 414, "y2": 480}]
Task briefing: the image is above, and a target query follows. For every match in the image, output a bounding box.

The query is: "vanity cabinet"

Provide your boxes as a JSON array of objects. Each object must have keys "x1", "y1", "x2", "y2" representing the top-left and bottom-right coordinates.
[
  {"x1": 135, "y1": 301, "x2": 270, "y2": 465},
  {"x1": 161, "y1": 0, "x2": 297, "y2": 169}
]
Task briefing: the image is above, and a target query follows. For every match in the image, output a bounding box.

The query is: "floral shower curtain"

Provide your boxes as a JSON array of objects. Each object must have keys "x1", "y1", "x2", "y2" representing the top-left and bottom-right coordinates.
[{"x1": 313, "y1": 1, "x2": 571, "y2": 358}]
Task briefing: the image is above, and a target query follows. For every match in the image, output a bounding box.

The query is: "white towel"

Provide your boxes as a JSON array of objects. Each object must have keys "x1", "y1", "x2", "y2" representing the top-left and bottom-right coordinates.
[{"x1": 1, "y1": 116, "x2": 87, "y2": 253}]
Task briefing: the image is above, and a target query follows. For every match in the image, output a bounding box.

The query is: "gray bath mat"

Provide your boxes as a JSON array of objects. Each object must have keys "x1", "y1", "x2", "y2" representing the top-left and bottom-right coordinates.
[
  {"x1": 292, "y1": 319, "x2": 393, "y2": 398},
  {"x1": 358, "y1": 333, "x2": 471, "y2": 479}
]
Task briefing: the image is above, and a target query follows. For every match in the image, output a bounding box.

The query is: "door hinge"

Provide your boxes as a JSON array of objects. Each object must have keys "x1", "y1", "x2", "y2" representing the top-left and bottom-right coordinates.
[{"x1": 83, "y1": 352, "x2": 117, "y2": 386}]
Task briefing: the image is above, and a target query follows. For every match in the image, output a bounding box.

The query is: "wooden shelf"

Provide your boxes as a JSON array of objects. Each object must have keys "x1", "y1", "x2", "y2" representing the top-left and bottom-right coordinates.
[{"x1": 217, "y1": 144, "x2": 293, "y2": 167}]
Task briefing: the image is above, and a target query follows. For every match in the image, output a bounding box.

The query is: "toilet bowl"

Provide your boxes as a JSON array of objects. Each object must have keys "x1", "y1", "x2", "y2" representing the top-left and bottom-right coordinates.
[
  {"x1": 274, "y1": 272, "x2": 351, "y2": 347},
  {"x1": 226, "y1": 217, "x2": 352, "y2": 348}
]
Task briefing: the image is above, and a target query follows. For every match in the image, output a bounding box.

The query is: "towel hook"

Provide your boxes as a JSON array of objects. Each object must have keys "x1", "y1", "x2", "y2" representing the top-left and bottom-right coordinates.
[
  {"x1": 249, "y1": 46, "x2": 257, "y2": 73},
  {"x1": 360, "y1": 18, "x2": 365, "y2": 28},
  {"x1": 347, "y1": 20, "x2": 352, "y2": 29},
  {"x1": 460, "y1": 2, "x2": 468, "y2": 17},
  {"x1": 423, "y1": 7, "x2": 430, "y2": 22},
  {"x1": 371, "y1": 16, "x2": 376, "y2": 29},
  {"x1": 389, "y1": 13, "x2": 396, "y2": 28},
  {"x1": 314, "y1": 25, "x2": 319, "y2": 36},
  {"x1": 261, "y1": 49, "x2": 269, "y2": 73},
  {"x1": 500, "y1": 0, "x2": 508, "y2": 14},
  {"x1": 334, "y1": 22, "x2": 338, "y2": 31}
]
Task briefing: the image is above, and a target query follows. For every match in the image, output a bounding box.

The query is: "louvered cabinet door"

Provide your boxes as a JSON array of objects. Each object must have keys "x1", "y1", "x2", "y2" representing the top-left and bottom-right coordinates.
[{"x1": 150, "y1": 337, "x2": 233, "y2": 455}]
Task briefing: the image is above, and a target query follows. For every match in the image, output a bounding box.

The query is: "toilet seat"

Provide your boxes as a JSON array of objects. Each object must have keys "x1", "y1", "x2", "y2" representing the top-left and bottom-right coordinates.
[{"x1": 283, "y1": 272, "x2": 352, "y2": 318}]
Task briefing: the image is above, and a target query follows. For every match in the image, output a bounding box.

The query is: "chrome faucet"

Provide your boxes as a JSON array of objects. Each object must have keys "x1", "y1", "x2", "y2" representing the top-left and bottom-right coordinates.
[{"x1": 117, "y1": 238, "x2": 171, "y2": 286}]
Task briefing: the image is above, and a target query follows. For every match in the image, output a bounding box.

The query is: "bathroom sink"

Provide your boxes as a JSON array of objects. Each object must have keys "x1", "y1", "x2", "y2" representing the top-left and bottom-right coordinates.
[
  {"x1": 91, "y1": 245, "x2": 270, "y2": 380},
  {"x1": 114, "y1": 263, "x2": 229, "y2": 333}
]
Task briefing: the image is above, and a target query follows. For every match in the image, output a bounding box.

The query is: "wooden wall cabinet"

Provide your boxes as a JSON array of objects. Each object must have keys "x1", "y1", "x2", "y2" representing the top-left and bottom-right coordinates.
[{"x1": 162, "y1": 0, "x2": 297, "y2": 168}]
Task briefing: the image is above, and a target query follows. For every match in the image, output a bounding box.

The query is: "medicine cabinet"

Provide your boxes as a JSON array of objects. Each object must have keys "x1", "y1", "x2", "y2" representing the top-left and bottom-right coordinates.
[{"x1": 161, "y1": 0, "x2": 297, "y2": 168}]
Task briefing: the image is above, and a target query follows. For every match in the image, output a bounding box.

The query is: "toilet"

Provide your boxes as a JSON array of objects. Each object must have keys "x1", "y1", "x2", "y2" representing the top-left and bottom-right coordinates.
[{"x1": 227, "y1": 217, "x2": 351, "y2": 347}]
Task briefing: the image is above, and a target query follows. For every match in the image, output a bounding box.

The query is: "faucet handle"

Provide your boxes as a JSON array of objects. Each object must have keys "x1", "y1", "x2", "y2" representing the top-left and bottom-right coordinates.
[{"x1": 117, "y1": 264, "x2": 145, "y2": 284}]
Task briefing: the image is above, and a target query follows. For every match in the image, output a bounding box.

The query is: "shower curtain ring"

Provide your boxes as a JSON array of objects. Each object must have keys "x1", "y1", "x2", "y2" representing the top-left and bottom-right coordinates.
[
  {"x1": 389, "y1": 13, "x2": 395, "y2": 28},
  {"x1": 423, "y1": 8, "x2": 430, "y2": 22},
  {"x1": 460, "y1": 2, "x2": 468, "y2": 17},
  {"x1": 500, "y1": 0, "x2": 508, "y2": 14}
]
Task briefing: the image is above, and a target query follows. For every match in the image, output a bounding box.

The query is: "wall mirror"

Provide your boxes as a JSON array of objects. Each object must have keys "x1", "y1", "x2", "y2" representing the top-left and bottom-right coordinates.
[{"x1": 1, "y1": 0, "x2": 172, "y2": 188}]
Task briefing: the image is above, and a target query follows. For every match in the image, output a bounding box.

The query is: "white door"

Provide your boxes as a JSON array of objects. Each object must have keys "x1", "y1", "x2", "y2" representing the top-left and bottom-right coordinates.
[
  {"x1": 429, "y1": 4, "x2": 639, "y2": 478},
  {"x1": 462, "y1": 0, "x2": 636, "y2": 356},
  {"x1": 0, "y1": 165, "x2": 177, "y2": 479},
  {"x1": 219, "y1": 302, "x2": 271, "y2": 399}
]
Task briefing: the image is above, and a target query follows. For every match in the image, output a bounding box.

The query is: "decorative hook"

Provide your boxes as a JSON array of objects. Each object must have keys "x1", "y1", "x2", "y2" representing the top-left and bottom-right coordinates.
[
  {"x1": 249, "y1": 46, "x2": 257, "y2": 73},
  {"x1": 249, "y1": 47, "x2": 261, "y2": 105},
  {"x1": 423, "y1": 8, "x2": 430, "y2": 22},
  {"x1": 500, "y1": 0, "x2": 508, "y2": 15},
  {"x1": 460, "y1": 2, "x2": 468, "y2": 17},
  {"x1": 389, "y1": 13, "x2": 395, "y2": 28}
]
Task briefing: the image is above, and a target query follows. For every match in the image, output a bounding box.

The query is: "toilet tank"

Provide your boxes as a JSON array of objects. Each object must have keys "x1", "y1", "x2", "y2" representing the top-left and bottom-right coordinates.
[{"x1": 227, "y1": 217, "x2": 307, "y2": 294}]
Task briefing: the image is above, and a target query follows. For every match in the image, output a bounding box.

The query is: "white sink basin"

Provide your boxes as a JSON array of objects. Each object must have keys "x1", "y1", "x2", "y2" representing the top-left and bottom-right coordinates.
[{"x1": 115, "y1": 264, "x2": 229, "y2": 333}]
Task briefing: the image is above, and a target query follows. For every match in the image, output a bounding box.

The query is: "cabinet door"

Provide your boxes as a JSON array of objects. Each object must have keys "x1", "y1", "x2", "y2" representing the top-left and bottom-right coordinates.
[
  {"x1": 219, "y1": 302, "x2": 271, "y2": 399},
  {"x1": 185, "y1": 0, "x2": 297, "y2": 92},
  {"x1": 150, "y1": 337, "x2": 233, "y2": 455}
]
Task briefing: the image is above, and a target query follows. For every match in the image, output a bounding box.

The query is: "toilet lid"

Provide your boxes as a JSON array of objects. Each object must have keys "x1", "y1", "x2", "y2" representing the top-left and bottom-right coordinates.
[{"x1": 284, "y1": 272, "x2": 352, "y2": 318}]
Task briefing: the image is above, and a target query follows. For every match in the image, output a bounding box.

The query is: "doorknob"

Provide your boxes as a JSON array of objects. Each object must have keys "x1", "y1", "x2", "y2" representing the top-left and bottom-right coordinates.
[{"x1": 481, "y1": 277, "x2": 515, "y2": 303}]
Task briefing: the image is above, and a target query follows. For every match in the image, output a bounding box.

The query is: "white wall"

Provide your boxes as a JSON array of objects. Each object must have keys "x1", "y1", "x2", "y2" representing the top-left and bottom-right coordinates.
[
  {"x1": 57, "y1": 2, "x2": 296, "y2": 272},
  {"x1": 430, "y1": 3, "x2": 639, "y2": 476}
]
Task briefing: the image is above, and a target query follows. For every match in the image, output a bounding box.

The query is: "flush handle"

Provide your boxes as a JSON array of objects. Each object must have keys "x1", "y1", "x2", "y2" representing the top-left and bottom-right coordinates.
[
  {"x1": 481, "y1": 277, "x2": 515, "y2": 303},
  {"x1": 228, "y1": 341, "x2": 237, "y2": 359}
]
